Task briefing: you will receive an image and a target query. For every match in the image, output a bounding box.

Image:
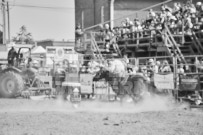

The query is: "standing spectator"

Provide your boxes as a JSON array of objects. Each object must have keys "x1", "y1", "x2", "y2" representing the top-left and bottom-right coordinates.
[
  {"x1": 160, "y1": 60, "x2": 172, "y2": 73},
  {"x1": 7, "y1": 45, "x2": 17, "y2": 66},
  {"x1": 80, "y1": 65, "x2": 87, "y2": 74},
  {"x1": 103, "y1": 24, "x2": 113, "y2": 52},
  {"x1": 125, "y1": 17, "x2": 131, "y2": 28},
  {"x1": 98, "y1": 24, "x2": 105, "y2": 41},
  {"x1": 189, "y1": 4, "x2": 197, "y2": 14},
  {"x1": 155, "y1": 61, "x2": 161, "y2": 73},
  {"x1": 123, "y1": 54, "x2": 129, "y2": 64},
  {"x1": 184, "y1": 14, "x2": 193, "y2": 35},
  {"x1": 148, "y1": 9, "x2": 156, "y2": 20},
  {"x1": 147, "y1": 59, "x2": 155, "y2": 72},
  {"x1": 177, "y1": 63, "x2": 185, "y2": 74},
  {"x1": 196, "y1": 2, "x2": 202, "y2": 12},
  {"x1": 160, "y1": 8, "x2": 167, "y2": 24},
  {"x1": 121, "y1": 21, "x2": 129, "y2": 39},
  {"x1": 129, "y1": 21, "x2": 135, "y2": 39},
  {"x1": 75, "y1": 23, "x2": 84, "y2": 45},
  {"x1": 112, "y1": 27, "x2": 121, "y2": 41},
  {"x1": 134, "y1": 19, "x2": 143, "y2": 37},
  {"x1": 173, "y1": 2, "x2": 181, "y2": 14}
]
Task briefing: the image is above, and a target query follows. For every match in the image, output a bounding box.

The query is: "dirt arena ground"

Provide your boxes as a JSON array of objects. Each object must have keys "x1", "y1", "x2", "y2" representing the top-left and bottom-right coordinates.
[{"x1": 0, "y1": 96, "x2": 203, "y2": 135}]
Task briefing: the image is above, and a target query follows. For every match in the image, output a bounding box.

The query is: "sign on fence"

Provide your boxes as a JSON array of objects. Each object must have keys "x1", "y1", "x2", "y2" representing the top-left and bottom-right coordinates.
[
  {"x1": 80, "y1": 74, "x2": 93, "y2": 94},
  {"x1": 94, "y1": 81, "x2": 108, "y2": 95},
  {"x1": 94, "y1": 81, "x2": 116, "y2": 95},
  {"x1": 154, "y1": 73, "x2": 174, "y2": 89}
]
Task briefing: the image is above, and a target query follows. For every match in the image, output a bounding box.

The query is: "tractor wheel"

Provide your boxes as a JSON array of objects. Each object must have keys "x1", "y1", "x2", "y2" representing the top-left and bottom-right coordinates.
[{"x1": 0, "y1": 71, "x2": 24, "y2": 98}]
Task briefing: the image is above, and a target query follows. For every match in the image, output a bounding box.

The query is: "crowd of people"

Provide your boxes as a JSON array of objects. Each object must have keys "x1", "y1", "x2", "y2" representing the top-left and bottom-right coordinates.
[
  {"x1": 112, "y1": 0, "x2": 203, "y2": 41},
  {"x1": 75, "y1": 1, "x2": 203, "y2": 52}
]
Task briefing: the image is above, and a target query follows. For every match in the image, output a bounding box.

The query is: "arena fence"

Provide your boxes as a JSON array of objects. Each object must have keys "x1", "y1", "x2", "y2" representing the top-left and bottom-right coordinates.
[{"x1": 52, "y1": 55, "x2": 203, "y2": 102}]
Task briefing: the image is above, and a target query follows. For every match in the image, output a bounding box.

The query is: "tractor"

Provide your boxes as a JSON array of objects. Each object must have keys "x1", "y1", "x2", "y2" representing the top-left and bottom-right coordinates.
[{"x1": 0, "y1": 44, "x2": 42, "y2": 98}]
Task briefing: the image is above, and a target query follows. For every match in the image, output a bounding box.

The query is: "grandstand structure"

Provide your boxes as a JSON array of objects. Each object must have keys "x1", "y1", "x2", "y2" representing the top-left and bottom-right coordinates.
[{"x1": 75, "y1": 0, "x2": 203, "y2": 62}]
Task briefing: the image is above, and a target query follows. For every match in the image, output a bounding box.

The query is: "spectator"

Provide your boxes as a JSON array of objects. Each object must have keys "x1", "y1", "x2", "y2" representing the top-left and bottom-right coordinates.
[
  {"x1": 125, "y1": 17, "x2": 131, "y2": 28},
  {"x1": 160, "y1": 60, "x2": 171, "y2": 73},
  {"x1": 148, "y1": 9, "x2": 156, "y2": 20},
  {"x1": 103, "y1": 24, "x2": 114, "y2": 52},
  {"x1": 184, "y1": 14, "x2": 193, "y2": 35},
  {"x1": 134, "y1": 18, "x2": 143, "y2": 37},
  {"x1": 173, "y1": 2, "x2": 181, "y2": 14},
  {"x1": 75, "y1": 23, "x2": 84, "y2": 44},
  {"x1": 177, "y1": 63, "x2": 185, "y2": 74},
  {"x1": 80, "y1": 65, "x2": 87, "y2": 74},
  {"x1": 7, "y1": 45, "x2": 17, "y2": 66},
  {"x1": 123, "y1": 54, "x2": 129, "y2": 64},
  {"x1": 155, "y1": 61, "x2": 161, "y2": 73},
  {"x1": 106, "y1": 0, "x2": 203, "y2": 50}
]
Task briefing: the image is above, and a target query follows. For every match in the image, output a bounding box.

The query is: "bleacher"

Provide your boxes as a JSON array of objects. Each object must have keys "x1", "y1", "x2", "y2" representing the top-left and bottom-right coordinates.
[{"x1": 75, "y1": 0, "x2": 203, "y2": 63}]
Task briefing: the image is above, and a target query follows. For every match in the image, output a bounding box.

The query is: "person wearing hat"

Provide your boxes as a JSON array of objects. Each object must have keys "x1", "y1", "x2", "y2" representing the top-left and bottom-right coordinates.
[
  {"x1": 7, "y1": 44, "x2": 17, "y2": 66},
  {"x1": 196, "y1": 2, "x2": 202, "y2": 13}
]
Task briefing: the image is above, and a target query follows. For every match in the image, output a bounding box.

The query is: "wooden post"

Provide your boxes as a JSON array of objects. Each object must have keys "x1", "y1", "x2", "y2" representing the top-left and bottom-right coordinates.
[
  {"x1": 173, "y1": 54, "x2": 178, "y2": 100},
  {"x1": 195, "y1": 56, "x2": 198, "y2": 73},
  {"x1": 164, "y1": 29, "x2": 167, "y2": 46},
  {"x1": 181, "y1": 19, "x2": 185, "y2": 44},
  {"x1": 7, "y1": 1, "x2": 10, "y2": 43},
  {"x1": 136, "y1": 32, "x2": 139, "y2": 45},
  {"x1": 101, "y1": 6, "x2": 104, "y2": 24},
  {"x1": 81, "y1": 10, "x2": 84, "y2": 29},
  {"x1": 2, "y1": 0, "x2": 6, "y2": 44}
]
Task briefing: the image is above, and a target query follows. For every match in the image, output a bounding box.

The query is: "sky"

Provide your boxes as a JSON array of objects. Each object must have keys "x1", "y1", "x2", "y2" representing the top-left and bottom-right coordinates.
[{"x1": 3, "y1": 0, "x2": 75, "y2": 41}]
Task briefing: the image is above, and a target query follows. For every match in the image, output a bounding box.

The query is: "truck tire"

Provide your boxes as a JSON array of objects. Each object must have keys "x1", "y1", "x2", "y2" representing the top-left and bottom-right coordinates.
[{"x1": 0, "y1": 71, "x2": 24, "y2": 98}]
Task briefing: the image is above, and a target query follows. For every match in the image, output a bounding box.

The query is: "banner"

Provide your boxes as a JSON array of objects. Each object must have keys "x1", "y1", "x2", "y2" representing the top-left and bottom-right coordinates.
[
  {"x1": 154, "y1": 73, "x2": 174, "y2": 89},
  {"x1": 80, "y1": 74, "x2": 93, "y2": 94}
]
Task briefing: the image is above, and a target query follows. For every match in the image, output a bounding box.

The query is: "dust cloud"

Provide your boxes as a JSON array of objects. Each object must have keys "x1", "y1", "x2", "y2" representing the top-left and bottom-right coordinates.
[{"x1": 0, "y1": 94, "x2": 189, "y2": 114}]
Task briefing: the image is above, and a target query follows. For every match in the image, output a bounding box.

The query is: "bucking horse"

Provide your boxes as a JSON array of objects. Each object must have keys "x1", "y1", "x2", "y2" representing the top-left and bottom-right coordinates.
[{"x1": 93, "y1": 59, "x2": 162, "y2": 102}]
